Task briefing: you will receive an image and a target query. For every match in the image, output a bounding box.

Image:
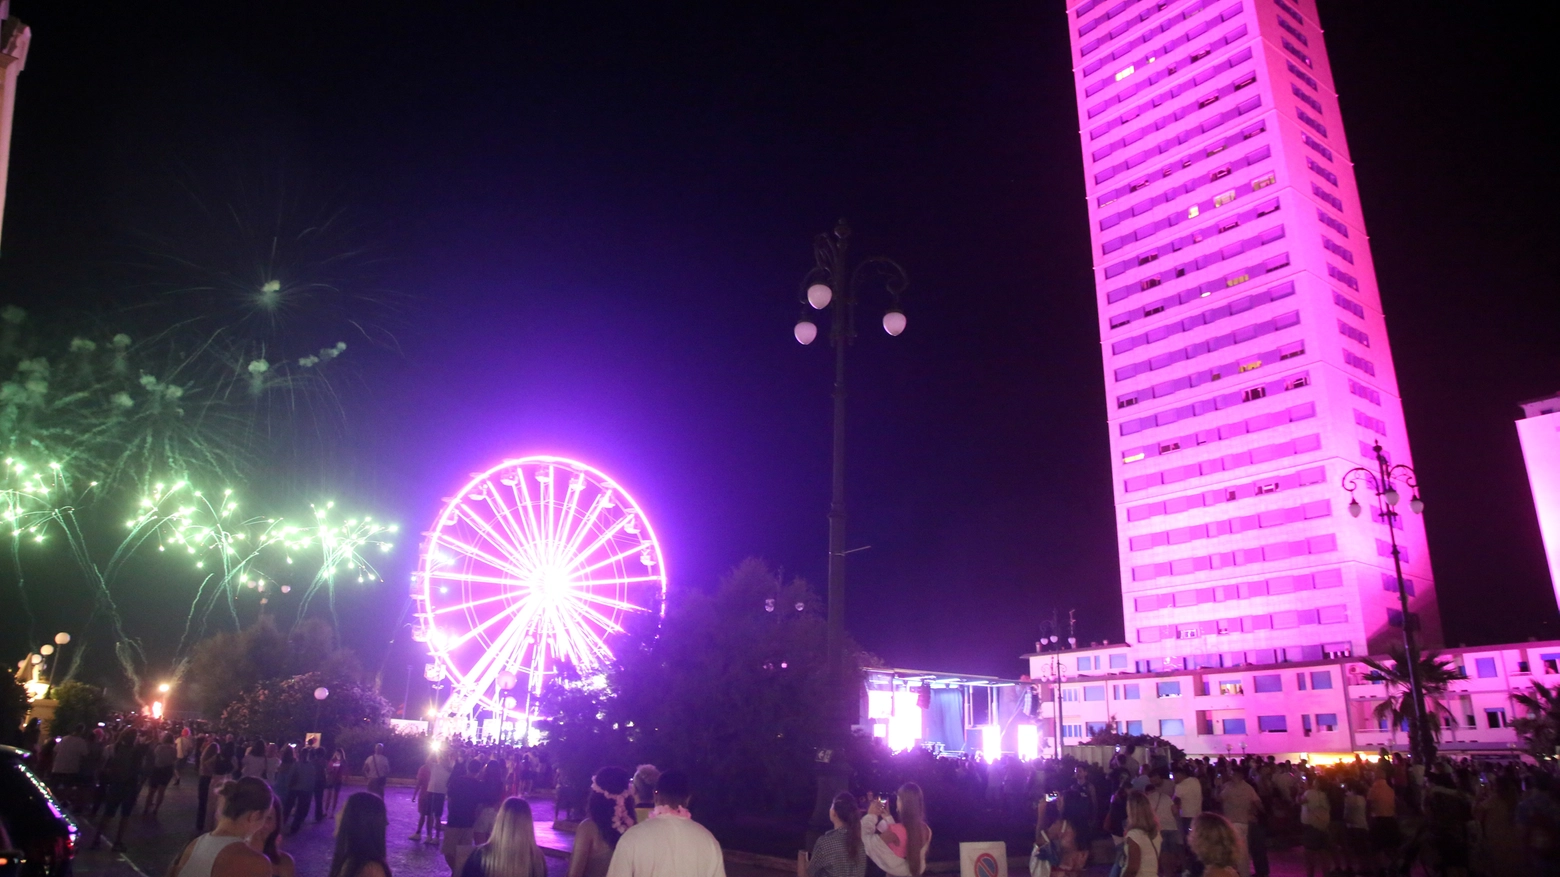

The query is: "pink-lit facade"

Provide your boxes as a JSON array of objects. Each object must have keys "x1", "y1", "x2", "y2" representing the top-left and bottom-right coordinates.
[
  {"x1": 1063, "y1": 0, "x2": 1440, "y2": 673},
  {"x1": 1518, "y1": 393, "x2": 1560, "y2": 609}
]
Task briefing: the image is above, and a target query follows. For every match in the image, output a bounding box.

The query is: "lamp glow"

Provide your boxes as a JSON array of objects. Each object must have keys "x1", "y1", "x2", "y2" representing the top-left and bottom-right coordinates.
[
  {"x1": 1348, "y1": 499, "x2": 1362, "y2": 518},
  {"x1": 1384, "y1": 488, "x2": 1400, "y2": 506},
  {"x1": 807, "y1": 283, "x2": 833, "y2": 309},
  {"x1": 882, "y1": 310, "x2": 907, "y2": 336},
  {"x1": 794, "y1": 320, "x2": 818, "y2": 345},
  {"x1": 1410, "y1": 495, "x2": 1424, "y2": 514},
  {"x1": 314, "y1": 687, "x2": 329, "y2": 701}
]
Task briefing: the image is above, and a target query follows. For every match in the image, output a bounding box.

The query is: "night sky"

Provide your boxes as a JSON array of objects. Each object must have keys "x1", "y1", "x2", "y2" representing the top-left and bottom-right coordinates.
[{"x1": 1, "y1": 2, "x2": 1556, "y2": 681}]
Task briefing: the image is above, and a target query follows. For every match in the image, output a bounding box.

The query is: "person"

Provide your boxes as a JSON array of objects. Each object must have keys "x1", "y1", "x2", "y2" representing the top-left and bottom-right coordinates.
[
  {"x1": 1475, "y1": 772, "x2": 1523, "y2": 876},
  {"x1": 286, "y1": 746, "x2": 318, "y2": 835},
  {"x1": 1044, "y1": 789, "x2": 1092, "y2": 877},
  {"x1": 444, "y1": 759, "x2": 485, "y2": 875},
  {"x1": 475, "y1": 759, "x2": 506, "y2": 842},
  {"x1": 1121, "y1": 791, "x2": 1161, "y2": 877},
  {"x1": 459, "y1": 797, "x2": 547, "y2": 877},
  {"x1": 1297, "y1": 770, "x2": 1335, "y2": 873},
  {"x1": 49, "y1": 725, "x2": 90, "y2": 807},
  {"x1": 630, "y1": 764, "x2": 660, "y2": 824},
  {"x1": 175, "y1": 727, "x2": 195, "y2": 786},
  {"x1": 144, "y1": 730, "x2": 179, "y2": 816},
  {"x1": 1189, "y1": 812, "x2": 1242, "y2": 877},
  {"x1": 168, "y1": 776, "x2": 276, "y2": 877},
  {"x1": 570, "y1": 766, "x2": 636, "y2": 877},
  {"x1": 862, "y1": 782, "x2": 930, "y2": 877},
  {"x1": 325, "y1": 748, "x2": 348, "y2": 816},
  {"x1": 804, "y1": 792, "x2": 865, "y2": 877},
  {"x1": 1217, "y1": 768, "x2": 1261, "y2": 877},
  {"x1": 90, "y1": 728, "x2": 147, "y2": 851},
  {"x1": 1145, "y1": 769, "x2": 1179, "y2": 875},
  {"x1": 330, "y1": 792, "x2": 392, "y2": 877},
  {"x1": 411, "y1": 754, "x2": 433, "y2": 841},
  {"x1": 1341, "y1": 780, "x2": 1370, "y2": 877},
  {"x1": 265, "y1": 743, "x2": 282, "y2": 783},
  {"x1": 243, "y1": 741, "x2": 268, "y2": 781},
  {"x1": 363, "y1": 743, "x2": 391, "y2": 797},
  {"x1": 197, "y1": 742, "x2": 223, "y2": 833},
  {"x1": 1423, "y1": 772, "x2": 1471, "y2": 877},
  {"x1": 310, "y1": 748, "x2": 330, "y2": 821},
  {"x1": 247, "y1": 799, "x2": 296, "y2": 877},
  {"x1": 1366, "y1": 770, "x2": 1400, "y2": 872},
  {"x1": 273, "y1": 747, "x2": 297, "y2": 821},
  {"x1": 418, "y1": 750, "x2": 453, "y2": 846},
  {"x1": 605, "y1": 770, "x2": 725, "y2": 877}
]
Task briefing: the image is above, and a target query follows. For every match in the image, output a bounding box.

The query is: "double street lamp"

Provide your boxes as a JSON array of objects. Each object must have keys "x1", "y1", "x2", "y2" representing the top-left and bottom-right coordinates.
[
  {"x1": 791, "y1": 219, "x2": 908, "y2": 677},
  {"x1": 1342, "y1": 441, "x2": 1430, "y2": 763}
]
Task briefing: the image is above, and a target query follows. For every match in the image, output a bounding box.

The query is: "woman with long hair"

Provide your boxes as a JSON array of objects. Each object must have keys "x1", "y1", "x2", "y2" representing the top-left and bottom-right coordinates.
[
  {"x1": 863, "y1": 782, "x2": 931, "y2": 877},
  {"x1": 331, "y1": 792, "x2": 391, "y2": 877},
  {"x1": 243, "y1": 741, "x2": 268, "y2": 780},
  {"x1": 196, "y1": 741, "x2": 221, "y2": 834},
  {"x1": 1042, "y1": 789, "x2": 1092, "y2": 877},
  {"x1": 1121, "y1": 791, "x2": 1161, "y2": 877},
  {"x1": 1189, "y1": 812, "x2": 1241, "y2": 877},
  {"x1": 568, "y1": 766, "x2": 635, "y2": 877},
  {"x1": 246, "y1": 798, "x2": 296, "y2": 877},
  {"x1": 807, "y1": 792, "x2": 865, "y2": 877},
  {"x1": 461, "y1": 797, "x2": 546, "y2": 877}
]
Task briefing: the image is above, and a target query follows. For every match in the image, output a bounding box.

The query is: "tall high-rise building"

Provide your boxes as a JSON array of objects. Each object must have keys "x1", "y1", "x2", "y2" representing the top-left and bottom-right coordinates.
[
  {"x1": 0, "y1": 0, "x2": 32, "y2": 249},
  {"x1": 1518, "y1": 393, "x2": 1560, "y2": 609},
  {"x1": 1063, "y1": 0, "x2": 1439, "y2": 671}
]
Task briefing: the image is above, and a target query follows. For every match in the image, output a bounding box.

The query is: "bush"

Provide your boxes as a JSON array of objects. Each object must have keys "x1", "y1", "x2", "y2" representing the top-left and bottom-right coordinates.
[
  {"x1": 220, "y1": 671, "x2": 390, "y2": 742},
  {"x1": 48, "y1": 681, "x2": 109, "y2": 737},
  {"x1": 334, "y1": 725, "x2": 432, "y2": 778}
]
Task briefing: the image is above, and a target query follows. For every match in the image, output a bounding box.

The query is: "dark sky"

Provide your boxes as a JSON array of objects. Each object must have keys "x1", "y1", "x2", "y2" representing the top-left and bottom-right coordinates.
[{"x1": 2, "y1": 1, "x2": 1556, "y2": 680}]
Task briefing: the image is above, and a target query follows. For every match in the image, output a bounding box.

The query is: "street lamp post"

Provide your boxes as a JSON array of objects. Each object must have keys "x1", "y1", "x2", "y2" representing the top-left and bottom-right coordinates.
[
  {"x1": 1342, "y1": 441, "x2": 1430, "y2": 763},
  {"x1": 792, "y1": 219, "x2": 908, "y2": 678}
]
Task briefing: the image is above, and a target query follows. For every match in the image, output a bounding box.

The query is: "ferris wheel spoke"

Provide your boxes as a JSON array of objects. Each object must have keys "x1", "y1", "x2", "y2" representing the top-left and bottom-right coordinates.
[
  {"x1": 453, "y1": 502, "x2": 538, "y2": 576},
  {"x1": 552, "y1": 474, "x2": 585, "y2": 565},
  {"x1": 460, "y1": 601, "x2": 542, "y2": 697},
  {"x1": 561, "y1": 516, "x2": 636, "y2": 575},
  {"x1": 573, "y1": 574, "x2": 664, "y2": 588},
  {"x1": 556, "y1": 491, "x2": 612, "y2": 574},
  {"x1": 568, "y1": 542, "x2": 649, "y2": 579},
  {"x1": 487, "y1": 492, "x2": 550, "y2": 576},
  {"x1": 426, "y1": 569, "x2": 528, "y2": 589},
  {"x1": 446, "y1": 598, "x2": 526, "y2": 650},
  {"x1": 512, "y1": 470, "x2": 551, "y2": 570},
  {"x1": 429, "y1": 590, "x2": 515, "y2": 615},
  {"x1": 562, "y1": 589, "x2": 652, "y2": 613},
  {"x1": 432, "y1": 532, "x2": 528, "y2": 581}
]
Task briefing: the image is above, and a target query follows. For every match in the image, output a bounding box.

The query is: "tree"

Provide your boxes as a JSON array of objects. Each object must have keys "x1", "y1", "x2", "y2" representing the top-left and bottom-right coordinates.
[
  {"x1": 0, "y1": 673, "x2": 28, "y2": 743},
  {"x1": 1359, "y1": 647, "x2": 1464, "y2": 759},
  {"x1": 219, "y1": 670, "x2": 389, "y2": 742},
  {"x1": 48, "y1": 680, "x2": 109, "y2": 737},
  {"x1": 182, "y1": 616, "x2": 362, "y2": 718},
  {"x1": 540, "y1": 559, "x2": 858, "y2": 823},
  {"x1": 1513, "y1": 680, "x2": 1560, "y2": 759}
]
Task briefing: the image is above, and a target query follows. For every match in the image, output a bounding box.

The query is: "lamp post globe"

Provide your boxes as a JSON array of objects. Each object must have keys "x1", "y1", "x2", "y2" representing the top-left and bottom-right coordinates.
[
  {"x1": 54, "y1": 632, "x2": 70, "y2": 645},
  {"x1": 882, "y1": 310, "x2": 907, "y2": 336},
  {"x1": 807, "y1": 283, "x2": 833, "y2": 309},
  {"x1": 794, "y1": 320, "x2": 818, "y2": 345},
  {"x1": 314, "y1": 687, "x2": 329, "y2": 701}
]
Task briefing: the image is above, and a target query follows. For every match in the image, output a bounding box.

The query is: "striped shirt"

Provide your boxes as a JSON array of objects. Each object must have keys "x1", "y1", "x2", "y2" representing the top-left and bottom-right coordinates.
[{"x1": 808, "y1": 827, "x2": 867, "y2": 877}]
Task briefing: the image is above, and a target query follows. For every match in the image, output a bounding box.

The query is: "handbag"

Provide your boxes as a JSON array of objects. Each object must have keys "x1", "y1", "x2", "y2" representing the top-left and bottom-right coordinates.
[{"x1": 1030, "y1": 828, "x2": 1062, "y2": 877}]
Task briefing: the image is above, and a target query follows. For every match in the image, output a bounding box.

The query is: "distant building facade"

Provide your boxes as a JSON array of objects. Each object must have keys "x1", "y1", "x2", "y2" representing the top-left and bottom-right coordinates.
[
  {"x1": 0, "y1": 1, "x2": 31, "y2": 248},
  {"x1": 1519, "y1": 392, "x2": 1560, "y2": 609},
  {"x1": 1026, "y1": 640, "x2": 1541, "y2": 760},
  {"x1": 1063, "y1": 0, "x2": 1440, "y2": 671}
]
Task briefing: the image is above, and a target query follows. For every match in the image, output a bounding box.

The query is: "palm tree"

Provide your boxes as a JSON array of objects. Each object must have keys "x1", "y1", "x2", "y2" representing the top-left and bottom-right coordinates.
[
  {"x1": 1513, "y1": 680, "x2": 1560, "y2": 759},
  {"x1": 1359, "y1": 647, "x2": 1464, "y2": 762}
]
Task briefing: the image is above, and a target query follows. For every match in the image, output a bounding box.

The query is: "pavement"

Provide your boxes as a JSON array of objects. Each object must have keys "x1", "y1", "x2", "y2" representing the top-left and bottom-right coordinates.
[{"x1": 63, "y1": 770, "x2": 1314, "y2": 877}]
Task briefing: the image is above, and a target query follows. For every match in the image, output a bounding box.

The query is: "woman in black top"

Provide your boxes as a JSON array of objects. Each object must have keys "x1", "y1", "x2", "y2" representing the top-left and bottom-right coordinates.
[{"x1": 330, "y1": 792, "x2": 391, "y2": 877}]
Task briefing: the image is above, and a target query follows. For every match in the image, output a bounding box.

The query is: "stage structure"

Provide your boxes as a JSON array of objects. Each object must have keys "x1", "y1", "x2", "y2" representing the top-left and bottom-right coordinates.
[{"x1": 414, "y1": 456, "x2": 667, "y2": 736}]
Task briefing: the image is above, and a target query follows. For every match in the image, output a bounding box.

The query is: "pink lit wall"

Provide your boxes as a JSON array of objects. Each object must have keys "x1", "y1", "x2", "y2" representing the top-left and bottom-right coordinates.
[
  {"x1": 1062, "y1": 0, "x2": 1440, "y2": 673},
  {"x1": 1517, "y1": 400, "x2": 1560, "y2": 611}
]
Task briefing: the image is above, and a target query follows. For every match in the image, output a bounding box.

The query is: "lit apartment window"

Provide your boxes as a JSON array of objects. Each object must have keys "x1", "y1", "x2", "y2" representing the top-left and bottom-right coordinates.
[
  {"x1": 1219, "y1": 680, "x2": 1244, "y2": 695},
  {"x1": 1544, "y1": 654, "x2": 1560, "y2": 674},
  {"x1": 1157, "y1": 681, "x2": 1182, "y2": 698}
]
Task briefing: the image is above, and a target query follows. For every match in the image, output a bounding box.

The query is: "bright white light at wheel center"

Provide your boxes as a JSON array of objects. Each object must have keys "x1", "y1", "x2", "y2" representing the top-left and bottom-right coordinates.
[{"x1": 536, "y1": 567, "x2": 571, "y2": 602}]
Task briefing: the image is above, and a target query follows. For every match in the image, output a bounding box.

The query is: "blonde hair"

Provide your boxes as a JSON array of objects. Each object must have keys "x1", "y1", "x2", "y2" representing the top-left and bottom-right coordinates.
[
  {"x1": 476, "y1": 798, "x2": 540, "y2": 877},
  {"x1": 898, "y1": 782, "x2": 928, "y2": 877},
  {"x1": 1189, "y1": 812, "x2": 1240, "y2": 868},
  {"x1": 1125, "y1": 790, "x2": 1158, "y2": 839}
]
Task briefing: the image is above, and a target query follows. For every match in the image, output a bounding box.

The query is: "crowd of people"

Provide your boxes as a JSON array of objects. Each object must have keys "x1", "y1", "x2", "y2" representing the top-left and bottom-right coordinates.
[{"x1": 1022, "y1": 743, "x2": 1560, "y2": 877}]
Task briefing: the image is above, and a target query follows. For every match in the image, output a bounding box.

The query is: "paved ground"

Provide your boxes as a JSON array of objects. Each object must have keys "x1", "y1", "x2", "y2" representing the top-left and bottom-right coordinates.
[{"x1": 63, "y1": 770, "x2": 1314, "y2": 877}]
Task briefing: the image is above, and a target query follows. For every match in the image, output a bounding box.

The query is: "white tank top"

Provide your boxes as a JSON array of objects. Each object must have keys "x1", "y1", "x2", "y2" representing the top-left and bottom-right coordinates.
[{"x1": 177, "y1": 833, "x2": 247, "y2": 877}]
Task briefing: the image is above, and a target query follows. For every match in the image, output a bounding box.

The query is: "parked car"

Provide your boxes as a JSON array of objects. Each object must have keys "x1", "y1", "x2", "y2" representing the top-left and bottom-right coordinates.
[{"x1": 0, "y1": 745, "x2": 75, "y2": 877}]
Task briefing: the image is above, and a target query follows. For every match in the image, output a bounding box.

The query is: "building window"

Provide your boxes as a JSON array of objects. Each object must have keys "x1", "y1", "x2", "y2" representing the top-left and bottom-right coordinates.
[
  {"x1": 1157, "y1": 681, "x2": 1182, "y2": 698},
  {"x1": 1160, "y1": 718, "x2": 1186, "y2": 736},
  {"x1": 1297, "y1": 673, "x2": 1307, "y2": 691},
  {"x1": 1344, "y1": 350, "x2": 1376, "y2": 376},
  {"x1": 1084, "y1": 685, "x2": 1106, "y2": 701},
  {"x1": 1301, "y1": 714, "x2": 1313, "y2": 736},
  {"x1": 1222, "y1": 718, "x2": 1247, "y2": 735},
  {"x1": 1122, "y1": 684, "x2": 1141, "y2": 700},
  {"x1": 1287, "y1": 60, "x2": 1318, "y2": 90},
  {"x1": 1475, "y1": 658, "x2": 1498, "y2": 679},
  {"x1": 1302, "y1": 133, "x2": 1333, "y2": 162},
  {"x1": 1543, "y1": 654, "x2": 1560, "y2": 674},
  {"x1": 1126, "y1": 720, "x2": 1144, "y2": 735},
  {"x1": 1292, "y1": 84, "x2": 1323, "y2": 115},
  {"x1": 1062, "y1": 688, "x2": 1079, "y2": 702},
  {"x1": 1253, "y1": 674, "x2": 1283, "y2": 693},
  {"x1": 1310, "y1": 671, "x2": 1334, "y2": 690},
  {"x1": 1486, "y1": 709, "x2": 1508, "y2": 729},
  {"x1": 1328, "y1": 263, "x2": 1359, "y2": 290},
  {"x1": 1258, "y1": 715, "x2": 1288, "y2": 733},
  {"x1": 1297, "y1": 107, "x2": 1327, "y2": 137},
  {"x1": 1086, "y1": 721, "x2": 1108, "y2": 735},
  {"x1": 1110, "y1": 654, "x2": 1129, "y2": 669},
  {"x1": 1219, "y1": 680, "x2": 1244, "y2": 696},
  {"x1": 1278, "y1": 16, "x2": 1308, "y2": 46},
  {"x1": 1316, "y1": 713, "x2": 1338, "y2": 731},
  {"x1": 1318, "y1": 208, "x2": 1349, "y2": 238}
]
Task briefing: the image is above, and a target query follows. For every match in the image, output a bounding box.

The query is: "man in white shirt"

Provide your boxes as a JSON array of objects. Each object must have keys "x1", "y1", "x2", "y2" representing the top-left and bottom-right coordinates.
[
  {"x1": 605, "y1": 771, "x2": 725, "y2": 877},
  {"x1": 363, "y1": 743, "x2": 391, "y2": 796},
  {"x1": 1172, "y1": 762, "x2": 1203, "y2": 836},
  {"x1": 51, "y1": 726, "x2": 91, "y2": 807}
]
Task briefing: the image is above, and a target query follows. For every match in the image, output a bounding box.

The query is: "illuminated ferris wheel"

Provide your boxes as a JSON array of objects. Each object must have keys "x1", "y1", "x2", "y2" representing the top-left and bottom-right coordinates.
[{"x1": 414, "y1": 456, "x2": 666, "y2": 722}]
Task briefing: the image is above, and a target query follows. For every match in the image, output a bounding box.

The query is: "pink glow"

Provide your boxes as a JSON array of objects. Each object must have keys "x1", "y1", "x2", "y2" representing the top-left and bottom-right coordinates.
[
  {"x1": 1518, "y1": 406, "x2": 1560, "y2": 609},
  {"x1": 1063, "y1": 0, "x2": 1439, "y2": 675},
  {"x1": 414, "y1": 456, "x2": 667, "y2": 720}
]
